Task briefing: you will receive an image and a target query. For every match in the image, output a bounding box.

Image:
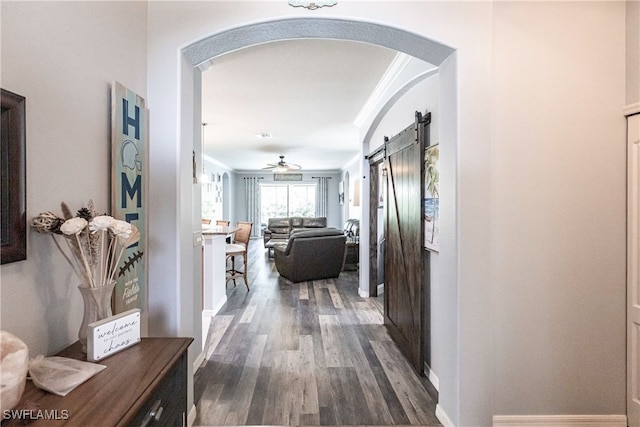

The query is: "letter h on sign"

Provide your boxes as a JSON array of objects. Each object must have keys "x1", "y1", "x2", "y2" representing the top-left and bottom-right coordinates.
[{"x1": 122, "y1": 99, "x2": 140, "y2": 140}]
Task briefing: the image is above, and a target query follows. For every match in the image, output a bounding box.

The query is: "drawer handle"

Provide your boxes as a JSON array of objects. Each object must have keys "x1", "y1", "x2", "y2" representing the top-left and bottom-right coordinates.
[
  {"x1": 152, "y1": 405, "x2": 164, "y2": 421},
  {"x1": 140, "y1": 399, "x2": 163, "y2": 427}
]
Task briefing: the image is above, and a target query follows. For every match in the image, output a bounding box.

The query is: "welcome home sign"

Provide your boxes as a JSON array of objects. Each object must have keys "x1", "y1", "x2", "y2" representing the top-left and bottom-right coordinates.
[{"x1": 111, "y1": 82, "x2": 147, "y2": 315}]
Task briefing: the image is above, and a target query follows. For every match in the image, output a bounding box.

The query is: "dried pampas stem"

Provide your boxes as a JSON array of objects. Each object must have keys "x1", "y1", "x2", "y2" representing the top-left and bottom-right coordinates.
[{"x1": 60, "y1": 202, "x2": 73, "y2": 220}]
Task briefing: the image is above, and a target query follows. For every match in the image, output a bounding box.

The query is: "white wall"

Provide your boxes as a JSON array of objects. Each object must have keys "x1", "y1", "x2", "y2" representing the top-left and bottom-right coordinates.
[
  {"x1": 490, "y1": 2, "x2": 627, "y2": 415},
  {"x1": 0, "y1": 1, "x2": 147, "y2": 356},
  {"x1": 627, "y1": 1, "x2": 639, "y2": 109}
]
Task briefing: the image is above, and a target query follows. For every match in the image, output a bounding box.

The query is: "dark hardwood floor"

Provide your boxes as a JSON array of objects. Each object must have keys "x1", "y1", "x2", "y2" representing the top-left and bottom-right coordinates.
[{"x1": 194, "y1": 238, "x2": 441, "y2": 426}]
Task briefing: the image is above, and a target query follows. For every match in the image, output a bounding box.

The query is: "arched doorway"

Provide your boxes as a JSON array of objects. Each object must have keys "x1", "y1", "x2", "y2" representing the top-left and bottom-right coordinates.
[
  {"x1": 177, "y1": 17, "x2": 459, "y2": 424},
  {"x1": 182, "y1": 16, "x2": 455, "y2": 299}
]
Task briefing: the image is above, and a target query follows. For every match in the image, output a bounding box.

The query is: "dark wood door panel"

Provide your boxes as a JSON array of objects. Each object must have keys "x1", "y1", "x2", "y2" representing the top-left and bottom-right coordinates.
[{"x1": 382, "y1": 112, "x2": 426, "y2": 374}]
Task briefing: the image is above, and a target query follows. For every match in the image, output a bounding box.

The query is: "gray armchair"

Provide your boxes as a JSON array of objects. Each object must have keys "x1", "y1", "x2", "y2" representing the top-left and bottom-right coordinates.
[{"x1": 273, "y1": 228, "x2": 346, "y2": 283}]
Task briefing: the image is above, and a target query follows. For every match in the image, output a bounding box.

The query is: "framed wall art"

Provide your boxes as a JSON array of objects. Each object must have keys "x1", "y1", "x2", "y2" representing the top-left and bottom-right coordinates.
[
  {"x1": 424, "y1": 143, "x2": 439, "y2": 252},
  {"x1": 1, "y1": 89, "x2": 27, "y2": 264},
  {"x1": 273, "y1": 173, "x2": 302, "y2": 181}
]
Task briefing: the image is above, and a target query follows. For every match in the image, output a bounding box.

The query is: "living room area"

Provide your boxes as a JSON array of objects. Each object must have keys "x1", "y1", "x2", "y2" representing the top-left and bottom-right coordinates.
[
  {"x1": 201, "y1": 166, "x2": 362, "y2": 287},
  {"x1": 197, "y1": 37, "x2": 438, "y2": 296}
]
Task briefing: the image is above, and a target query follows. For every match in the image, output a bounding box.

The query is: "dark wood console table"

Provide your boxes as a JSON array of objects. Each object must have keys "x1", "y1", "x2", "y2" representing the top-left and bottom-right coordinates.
[{"x1": 3, "y1": 337, "x2": 192, "y2": 426}]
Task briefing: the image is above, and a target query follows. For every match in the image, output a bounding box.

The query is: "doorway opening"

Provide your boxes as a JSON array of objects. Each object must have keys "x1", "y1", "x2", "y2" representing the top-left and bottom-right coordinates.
[{"x1": 181, "y1": 16, "x2": 458, "y2": 426}]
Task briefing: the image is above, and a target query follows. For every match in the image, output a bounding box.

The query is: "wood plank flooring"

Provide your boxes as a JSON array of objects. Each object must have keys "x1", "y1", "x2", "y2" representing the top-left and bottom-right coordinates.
[{"x1": 194, "y1": 239, "x2": 441, "y2": 426}]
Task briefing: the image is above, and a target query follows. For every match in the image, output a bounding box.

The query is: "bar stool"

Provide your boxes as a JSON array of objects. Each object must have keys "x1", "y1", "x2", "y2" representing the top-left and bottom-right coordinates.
[
  {"x1": 216, "y1": 220, "x2": 231, "y2": 242},
  {"x1": 225, "y1": 221, "x2": 252, "y2": 291}
]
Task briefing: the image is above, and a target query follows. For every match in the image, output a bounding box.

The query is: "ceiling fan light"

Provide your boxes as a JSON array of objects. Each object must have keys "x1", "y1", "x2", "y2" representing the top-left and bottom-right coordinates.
[
  {"x1": 274, "y1": 165, "x2": 289, "y2": 173},
  {"x1": 264, "y1": 155, "x2": 301, "y2": 172}
]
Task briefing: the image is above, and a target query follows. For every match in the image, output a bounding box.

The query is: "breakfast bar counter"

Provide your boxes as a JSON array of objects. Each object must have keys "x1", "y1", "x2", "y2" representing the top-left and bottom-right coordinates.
[{"x1": 202, "y1": 226, "x2": 237, "y2": 316}]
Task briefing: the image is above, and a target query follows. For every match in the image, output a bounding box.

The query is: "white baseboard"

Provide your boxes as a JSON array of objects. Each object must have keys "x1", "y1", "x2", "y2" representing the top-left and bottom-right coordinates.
[
  {"x1": 193, "y1": 350, "x2": 206, "y2": 373},
  {"x1": 436, "y1": 404, "x2": 455, "y2": 427},
  {"x1": 493, "y1": 414, "x2": 627, "y2": 427},
  {"x1": 187, "y1": 404, "x2": 197, "y2": 426},
  {"x1": 358, "y1": 283, "x2": 384, "y2": 298},
  {"x1": 424, "y1": 362, "x2": 440, "y2": 391},
  {"x1": 203, "y1": 295, "x2": 227, "y2": 317}
]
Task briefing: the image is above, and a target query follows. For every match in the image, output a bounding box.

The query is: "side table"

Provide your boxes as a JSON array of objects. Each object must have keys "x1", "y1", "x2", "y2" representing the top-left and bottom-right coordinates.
[
  {"x1": 344, "y1": 239, "x2": 359, "y2": 271},
  {"x1": 3, "y1": 337, "x2": 192, "y2": 426}
]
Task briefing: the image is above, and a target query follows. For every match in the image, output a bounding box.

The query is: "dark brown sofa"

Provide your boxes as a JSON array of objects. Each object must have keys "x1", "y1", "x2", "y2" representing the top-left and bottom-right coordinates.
[
  {"x1": 263, "y1": 216, "x2": 327, "y2": 246},
  {"x1": 273, "y1": 228, "x2": 346, "y2": 283}
]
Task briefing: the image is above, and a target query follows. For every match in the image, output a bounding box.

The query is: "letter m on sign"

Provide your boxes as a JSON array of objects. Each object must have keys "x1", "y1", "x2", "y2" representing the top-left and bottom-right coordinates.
[{"x1": 121, "y1": 172, "x2": 142, "y2": 208}]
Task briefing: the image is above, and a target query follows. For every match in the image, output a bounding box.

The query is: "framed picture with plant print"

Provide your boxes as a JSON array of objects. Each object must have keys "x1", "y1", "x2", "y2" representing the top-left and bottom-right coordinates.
[
  {"x1": 1, "y1": 89, "x2": 27, "y2": 264},
  {"x1": 424, "y1": 143, "x2": 439, "y2": 252}
]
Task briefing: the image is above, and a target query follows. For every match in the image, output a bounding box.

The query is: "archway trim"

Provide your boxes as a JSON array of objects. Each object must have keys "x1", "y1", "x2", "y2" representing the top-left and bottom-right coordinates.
[{"x1": 183, "y1": 17, "x2": 454, "y2": 67}]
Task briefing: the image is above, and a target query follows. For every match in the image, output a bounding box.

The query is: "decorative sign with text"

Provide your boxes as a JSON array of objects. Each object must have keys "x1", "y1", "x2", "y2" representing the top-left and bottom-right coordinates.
[
  {"x1": 87, "y1": 309, "x2": 141, "y2": 362},
  {"x1": 111, "y1": 81, "x2": 147, "y2": 315},
  {"x1": 274, "y1": 173, "x2": 302, "y2": 181}
]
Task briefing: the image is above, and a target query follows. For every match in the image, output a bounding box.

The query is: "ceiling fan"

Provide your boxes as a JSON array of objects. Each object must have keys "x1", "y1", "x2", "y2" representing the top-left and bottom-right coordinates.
[{"x1": 262, "y1": 155, "x2": 302, "y2": 173}]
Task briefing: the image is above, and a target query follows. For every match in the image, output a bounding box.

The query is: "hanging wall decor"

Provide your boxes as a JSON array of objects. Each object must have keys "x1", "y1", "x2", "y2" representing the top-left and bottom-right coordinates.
[
  {"x1": 111, "y1": 82, "x2": 147, "y2": 315},
  {"x1": 1, "y1": 89, "x2": 26, "y2": 264},
  {"x1": 288, "y1": 0, "x2": 337, "y2": 9}
]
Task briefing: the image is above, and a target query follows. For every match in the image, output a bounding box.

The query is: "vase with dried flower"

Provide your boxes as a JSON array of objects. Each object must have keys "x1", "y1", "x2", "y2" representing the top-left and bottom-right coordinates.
[{"x1": 32, "y1": 200, "x2": 140, "y2": 352}]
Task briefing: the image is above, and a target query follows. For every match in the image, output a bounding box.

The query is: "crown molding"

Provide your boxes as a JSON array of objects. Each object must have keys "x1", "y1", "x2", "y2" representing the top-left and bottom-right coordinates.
[
  {"x1": 203, "y1": 154, "x2": 233, "y2": 171},
  {"x1": 353, "y1": 52, "x2": 413, "y2": 128}
]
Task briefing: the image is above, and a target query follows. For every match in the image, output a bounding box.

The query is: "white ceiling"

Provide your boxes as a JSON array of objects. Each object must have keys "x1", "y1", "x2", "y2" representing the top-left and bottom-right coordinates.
[{"x1": 200, "y1": 39, "x2": 398, "y2": 172}]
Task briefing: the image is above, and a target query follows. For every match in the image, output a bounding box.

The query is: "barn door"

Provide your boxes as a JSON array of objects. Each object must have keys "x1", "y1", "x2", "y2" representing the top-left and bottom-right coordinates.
[{"x1": 383, "y1": 111, "x2": 429, "y2": 374}]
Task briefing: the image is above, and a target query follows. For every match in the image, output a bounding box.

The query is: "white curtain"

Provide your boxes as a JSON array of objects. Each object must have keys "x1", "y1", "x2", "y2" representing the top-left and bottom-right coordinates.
[
  {"x1": 315, "y1": 177, "x2": 330, "y2": 217},
  {"x1": 245, "y1": 177, "x2": 261, "y2": 238}
]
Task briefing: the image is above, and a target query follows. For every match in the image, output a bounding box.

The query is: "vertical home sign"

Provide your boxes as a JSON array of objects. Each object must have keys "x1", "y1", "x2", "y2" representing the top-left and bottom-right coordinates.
[{"x1": 111, "y1": 82, "x2": 147, "y2": 315}]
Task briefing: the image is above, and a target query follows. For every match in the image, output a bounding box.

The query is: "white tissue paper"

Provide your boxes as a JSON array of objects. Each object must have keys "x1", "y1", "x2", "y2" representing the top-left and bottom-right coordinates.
[{"x1": 28, "y1": 356, "x2": 105, "y2": 396}]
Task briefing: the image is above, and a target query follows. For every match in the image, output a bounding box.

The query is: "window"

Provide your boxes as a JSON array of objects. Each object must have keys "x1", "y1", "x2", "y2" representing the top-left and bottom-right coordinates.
[{"x1": 261, "y1": 184, "x2": 316, "y2": 223}]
